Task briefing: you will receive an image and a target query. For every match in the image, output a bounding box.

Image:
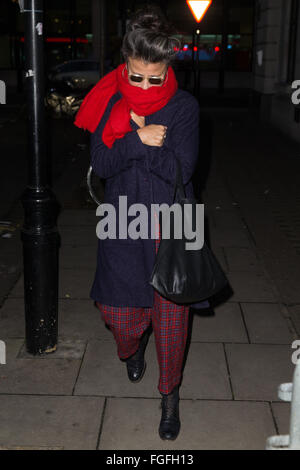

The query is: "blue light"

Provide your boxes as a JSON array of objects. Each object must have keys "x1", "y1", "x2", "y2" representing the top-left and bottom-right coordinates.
[{"x1": 227, "y1": 44, "x2": 232, "y2": 49}]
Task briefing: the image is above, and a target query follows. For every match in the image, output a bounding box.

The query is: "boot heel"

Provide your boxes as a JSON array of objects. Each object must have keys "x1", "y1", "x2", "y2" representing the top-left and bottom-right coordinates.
[
  {"x1": 159, "y1": 385, "x2": 180, "y2": 440},
  {"x1": 126, "y1": 330, "x2": 149, "y2": 382}
]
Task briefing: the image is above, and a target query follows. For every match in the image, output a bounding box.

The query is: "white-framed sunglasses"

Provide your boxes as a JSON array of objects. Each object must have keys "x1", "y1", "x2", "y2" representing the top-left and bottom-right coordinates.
[{"x1": 123, "y1": 62, "x2": 168, "y2": 85}]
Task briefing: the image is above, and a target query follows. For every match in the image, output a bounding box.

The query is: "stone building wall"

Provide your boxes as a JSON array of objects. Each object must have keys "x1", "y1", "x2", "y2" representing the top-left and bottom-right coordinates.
[{"x1": 253, "y1": 0, "x2": 300, "y2": 142}]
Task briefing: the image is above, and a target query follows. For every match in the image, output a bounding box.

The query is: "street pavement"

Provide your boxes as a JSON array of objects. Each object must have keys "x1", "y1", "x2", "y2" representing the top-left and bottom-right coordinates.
[{"x1": 0, "y1": 105, "x2": 299, "y2": 450}]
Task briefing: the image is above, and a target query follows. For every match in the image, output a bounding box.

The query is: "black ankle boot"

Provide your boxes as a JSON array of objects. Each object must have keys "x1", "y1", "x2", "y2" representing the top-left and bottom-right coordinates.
[
  {"x1": 159, "y1": 385, "x2": 180, "y2": 440},
  {"x1": 126, "y1": 330, "x2": 149, "y2": 383}
]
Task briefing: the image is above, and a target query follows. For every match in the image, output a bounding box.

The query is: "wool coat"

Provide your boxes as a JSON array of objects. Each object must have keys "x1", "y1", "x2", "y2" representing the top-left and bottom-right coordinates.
[{"x1": 89, "y1": 87, "x2": 210, "y2": 309}]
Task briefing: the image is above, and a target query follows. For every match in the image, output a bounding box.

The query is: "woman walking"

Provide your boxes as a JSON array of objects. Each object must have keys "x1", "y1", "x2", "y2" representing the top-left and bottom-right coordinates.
[{"x1": 74, "y1": 5, "x2": 210, "y2": 441}]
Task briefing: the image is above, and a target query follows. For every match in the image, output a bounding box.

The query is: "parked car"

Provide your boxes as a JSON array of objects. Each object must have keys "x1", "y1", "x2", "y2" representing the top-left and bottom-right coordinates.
[{"x1": 45, "y1": 59, "x2": 113, "y2": 117}]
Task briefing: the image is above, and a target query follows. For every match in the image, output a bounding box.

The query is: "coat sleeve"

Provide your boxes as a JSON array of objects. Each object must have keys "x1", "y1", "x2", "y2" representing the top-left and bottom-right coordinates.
[
  {"x1": 144, "y1": 96, "x2": 200, "y2": 186},
  {"x1": 90, "y1": 97, "x2": 148, "y2": 179}
]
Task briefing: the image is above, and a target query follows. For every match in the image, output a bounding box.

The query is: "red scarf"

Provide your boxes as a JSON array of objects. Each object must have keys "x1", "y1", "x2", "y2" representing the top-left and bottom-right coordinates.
[{"x1": 73, "y1": 62, "x2": 178, "y2": 148}]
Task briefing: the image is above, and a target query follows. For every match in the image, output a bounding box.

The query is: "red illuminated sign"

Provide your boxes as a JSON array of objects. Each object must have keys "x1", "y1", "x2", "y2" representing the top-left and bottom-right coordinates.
[{"x1": 20, "y1": 37, "x2": 88, "y2": 44}]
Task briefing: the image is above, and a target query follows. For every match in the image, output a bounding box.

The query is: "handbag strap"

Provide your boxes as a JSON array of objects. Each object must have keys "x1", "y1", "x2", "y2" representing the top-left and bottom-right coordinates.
[{"x1": 172, "y1": 158, "x2": 186, "y2": 203}]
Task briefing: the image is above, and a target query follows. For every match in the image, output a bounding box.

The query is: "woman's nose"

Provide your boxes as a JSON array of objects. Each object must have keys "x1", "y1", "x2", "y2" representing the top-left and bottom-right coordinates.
[{"x1": 141, "y1": 80, "x2": 150, "y2": 90}]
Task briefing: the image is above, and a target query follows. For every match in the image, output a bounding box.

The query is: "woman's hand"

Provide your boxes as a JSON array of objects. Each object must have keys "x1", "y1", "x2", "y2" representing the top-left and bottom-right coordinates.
[
  {"x1": 130, "y1": 110, "x2": 145, "y2": 128},
  {"x1": 137, "y1": 124, "x2": 167, "y2": 147}
]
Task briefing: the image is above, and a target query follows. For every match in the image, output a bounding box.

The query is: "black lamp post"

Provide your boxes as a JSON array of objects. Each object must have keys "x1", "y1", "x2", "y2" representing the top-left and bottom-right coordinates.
[
  {"x1": 192, "y1": 28, "x2": 201, "y2": 99},
  {"x1": 187, "y1": 0, "x2": 212, "y2": 100},
  {"x1": 19, "y1": 0, "x2": 60, "y2": 355}
]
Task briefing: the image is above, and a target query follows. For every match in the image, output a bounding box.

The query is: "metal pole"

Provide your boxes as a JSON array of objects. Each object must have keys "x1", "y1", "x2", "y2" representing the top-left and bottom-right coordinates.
[
  {"x1": 193, "y1": 28, "x2": 200, "y2": 99},
  {"x1": 192, "y1": 27, "x2": 201, "y2": 100},
  {"x1": 20, "y1": 0, "x2": 60, "y2": 355},
  {"x1": 99, "y1": 0, "x2": 106, "y2": 78},
  {"x1": 70, "y1": 0, "x2": 77, "y2": 60},
  {"x1": 92, "y1": 0, "x2": 106, "y2": 78},
  {"x1": 196, "y1": 29, "x2": 201, "y2": 100},
  {"x1": 192, "y1": 29, "x2": 196, "y2": 96},
  {"x1": 218, "y1": 0, "x2": 229, "y2": 94}
]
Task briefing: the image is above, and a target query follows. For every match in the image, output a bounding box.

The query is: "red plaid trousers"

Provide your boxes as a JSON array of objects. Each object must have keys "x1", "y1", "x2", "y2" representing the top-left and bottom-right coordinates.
[{"x1": 95, "y1": 210, "x2": 190, "y2": 395}]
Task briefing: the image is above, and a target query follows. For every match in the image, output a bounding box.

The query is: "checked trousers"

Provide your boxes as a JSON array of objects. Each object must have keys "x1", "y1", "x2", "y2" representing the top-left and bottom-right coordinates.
[{"x1": 95, "y1": 211, "x2": 190, "y2": 395}]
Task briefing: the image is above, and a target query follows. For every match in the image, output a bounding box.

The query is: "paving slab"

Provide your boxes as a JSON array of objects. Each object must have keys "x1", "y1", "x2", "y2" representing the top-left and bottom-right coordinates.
[
  {"x1": 0, "y1": 339, "x2": 81, "y2": 395},
  {"x1": 74, "y1": 339, "x2": 160, "y2": 398},
  {"x1": 208, "y1": 209, "x2": 252, "y2": 248},
  {"x1": 99, "y1": 398, "x2": 276, "y2": 450},
  {"x1": 0, "y1": 298, "x2": 108, "y2": 340},
  {"x1": 209, "y1": 225, "x2": 251, "y2": 248},
  {"x1": 0, "y1": 272, "x2": 22, "y2": 307},
  {"x1": 223, "y1": 246, "x2": 263, "y2": 272},
  {"x1": 17, "y1": 338, "x2": 86, "y2": 359},
  {"x1": 8, "y1": 269, "x2": 94, "y2": 299},
  {"x1": 225, "y1": 344, "x2": 294, "y2": 401},
  {"x1": 180, "y1": 342, "x2": 232, "y2": 399},
  {"x1": 58, "y1": 225, "x2": 98, "y2": 246},
  {"x1": 217, "y1": 130, "x2": 300, "y2": 306},
  {"x1": 288, "y1": 305, "x2": 300, "y2": 337},
  {"x1": 58, "y1": 299, "x2": 110, "y2": 339},
  {"x1": 211, "y1": 209, "x2": 249, "y2": 231},
  {"x1": 59, "y1": 244, "x2": 97, "y2": 270},
  {"x1": 0, "y1": 395, "x2": 104, "y2": 450},
  {"x1": 208, "y1": 245, "x2": 228, "y2": 272},
  {"x1": 57, "y1": 268, "x2": 95, "y2": 299},
  {"x1": 7, "y1": 274, "x2": 24, "y2": 298},
  {"x1": 225, "y1": 271, "x2": 278, "y2": 302},
  {"x1": 190, "y1": 302, "x2": 248, "y2": 343},
  {"x1": 202, "y1": 189, "x2": 237, "y2": 211},
  {"x1": 74, "y1": 339, "x2": 231, "y2": 400},
  {"x1": 240, "y1": 302, "x2": 294, "y2": 344},
  {"x1": 0, "y1": 298, "x2": 25, "y2": 337},
  {"x1": 57, "y1": 209, "x2": 98, "y2": 226}
]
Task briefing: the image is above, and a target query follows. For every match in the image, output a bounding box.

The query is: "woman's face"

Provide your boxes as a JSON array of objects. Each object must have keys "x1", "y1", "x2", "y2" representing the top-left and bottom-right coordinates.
[{"x1": 126, "y1": 57, "x2": 168, "y2": 90}]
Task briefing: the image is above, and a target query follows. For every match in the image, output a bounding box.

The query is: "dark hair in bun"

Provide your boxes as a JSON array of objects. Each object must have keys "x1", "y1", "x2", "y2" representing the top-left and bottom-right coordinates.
[{"x1": 121, "y1": 5, "x2": 180, "y2": 66}]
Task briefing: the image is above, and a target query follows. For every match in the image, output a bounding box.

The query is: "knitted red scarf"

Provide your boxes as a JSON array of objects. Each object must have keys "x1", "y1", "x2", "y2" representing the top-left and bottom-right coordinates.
[{"x1": 74, "y1": 62, "x2": 178, "y2": 148}]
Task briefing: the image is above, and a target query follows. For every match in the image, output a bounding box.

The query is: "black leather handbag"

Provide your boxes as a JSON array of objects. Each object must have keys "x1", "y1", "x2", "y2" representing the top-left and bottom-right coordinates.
[{"x1": 149, "y1": 157, "x2": 228, "y2": 304}]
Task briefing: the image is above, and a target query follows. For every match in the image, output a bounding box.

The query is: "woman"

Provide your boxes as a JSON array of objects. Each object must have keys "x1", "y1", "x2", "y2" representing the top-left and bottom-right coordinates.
[{"x1": 74, "y1": 5, "x2": 210, "y2": 441}]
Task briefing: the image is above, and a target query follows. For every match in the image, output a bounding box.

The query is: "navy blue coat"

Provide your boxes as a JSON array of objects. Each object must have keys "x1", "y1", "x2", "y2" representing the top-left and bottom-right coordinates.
[{"x1": 89, "y1": 87, "x2": 210, "y2": 309}]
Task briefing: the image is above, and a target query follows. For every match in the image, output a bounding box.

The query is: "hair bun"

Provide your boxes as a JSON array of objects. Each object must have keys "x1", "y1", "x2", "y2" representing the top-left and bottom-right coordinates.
[
  {"x1": 121, "y1": 5, "x2": 180, "y2": 65},
  {"x1": 127, "y1": 5, "x2": 174, "y2": 35}
]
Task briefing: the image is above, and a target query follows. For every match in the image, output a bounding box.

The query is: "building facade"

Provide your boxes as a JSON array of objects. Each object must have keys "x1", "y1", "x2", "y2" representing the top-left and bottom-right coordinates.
[{"x1": 253, "y1": 0, "x2": 300, "y2": 142}]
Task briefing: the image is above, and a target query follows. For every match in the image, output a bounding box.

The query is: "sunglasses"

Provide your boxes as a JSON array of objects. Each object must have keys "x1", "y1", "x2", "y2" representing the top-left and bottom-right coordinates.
[{"x1": 124, "y1": 64, "x2": 168, "y2": 85}]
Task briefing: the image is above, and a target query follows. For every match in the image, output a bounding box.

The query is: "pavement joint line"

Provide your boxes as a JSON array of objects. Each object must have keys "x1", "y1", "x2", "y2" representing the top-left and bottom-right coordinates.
[
  {"x1": 7, "y1": 296, "x2": 94, "y2": 300},
  {"x1": 237, "y1": 302, "x2": 251, "y2": 344},
  {"x1": 277, "y1": 303, "x2": 299, "y2": 338},
  {"x1": 1, "y1": 339, "x2": 297, "y2": 346},
  {"x1": 96, "y1": 397, "x2": 108, "y2": 450},
  {"x1": 268, "y1": 401, "x2": 280, "y2": 436},
  {"x1": 0, "y1": 272, "x2": 23, "y2": 310},
  {"x1": 285, "y1": 305, "x2": 300, "y2": 333},
  {"x1": 0, "y1": 445, "x2": 65, "y2": 450},
  {"x1": 222, "y1": 342, "x2": 235, "y2": 400},
  {"x1": 0, "y1": 392, "x2": 288, "y2": 404},
  {"x1": 7, "y1": 296, "x2": 293, "y2": 303},
  {"x1": 71, "y1": 340, "x2": 89, "y2": 395},
  {"x1": 220, "y1": 246, "x2": 230, "y2": 271},
  {"x1": 240, "y1": 216, "x2": 257, "y2": 247}
]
